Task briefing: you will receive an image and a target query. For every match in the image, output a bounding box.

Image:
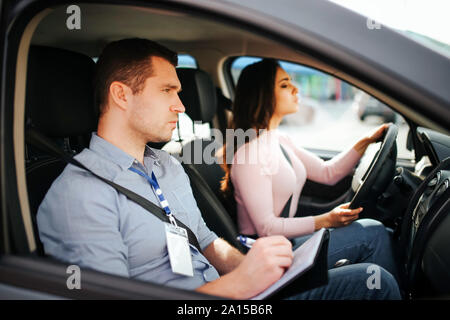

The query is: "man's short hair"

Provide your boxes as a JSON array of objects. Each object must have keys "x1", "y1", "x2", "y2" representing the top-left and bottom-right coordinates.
[{"x1": 94, "y1": 38, "x2": 178, "y2": 115}]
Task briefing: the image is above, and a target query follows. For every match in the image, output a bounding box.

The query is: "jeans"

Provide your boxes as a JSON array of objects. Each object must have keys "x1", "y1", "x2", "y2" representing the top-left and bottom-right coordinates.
[
  {"x1": 286, "y1": 263, "x2": 401, "y2": 300},
  {"x1": 287, "y1": 219, "x2": 401, "y2": 300}
]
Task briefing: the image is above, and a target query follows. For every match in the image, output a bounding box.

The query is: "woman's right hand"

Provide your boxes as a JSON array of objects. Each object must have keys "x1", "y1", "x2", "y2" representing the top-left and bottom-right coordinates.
[{"x1": 315, "y1": 202, "x2": 362, "y2": 229}]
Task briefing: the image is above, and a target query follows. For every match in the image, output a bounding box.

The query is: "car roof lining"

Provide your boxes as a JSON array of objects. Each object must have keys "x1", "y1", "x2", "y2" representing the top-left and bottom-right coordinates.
[{"x1": 30, "y1": 4, "x2": 342, "y2": 80}]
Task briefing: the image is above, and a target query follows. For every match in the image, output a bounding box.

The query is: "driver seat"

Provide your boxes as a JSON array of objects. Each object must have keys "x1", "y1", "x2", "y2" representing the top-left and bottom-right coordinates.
[{"x1": 176, "y1": 68, "x2": 243, "y2": 251}]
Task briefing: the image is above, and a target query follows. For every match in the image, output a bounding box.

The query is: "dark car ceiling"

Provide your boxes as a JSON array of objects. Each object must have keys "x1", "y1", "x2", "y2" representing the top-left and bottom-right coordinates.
[
  {"x1": 30, "y1": 3, "x2": 343, "y2": 91},
  {"x1": 31, "y1": 3, "x2": 343, "y2": 76},
  {"x1": 31, "y1": 4, "x2": 267, "y2": 57}
]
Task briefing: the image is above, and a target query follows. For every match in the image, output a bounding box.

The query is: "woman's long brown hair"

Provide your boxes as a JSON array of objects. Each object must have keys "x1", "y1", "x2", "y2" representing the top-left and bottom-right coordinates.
[{"x1": 220, "y1": 58, "x2": 281, "y2": 196}]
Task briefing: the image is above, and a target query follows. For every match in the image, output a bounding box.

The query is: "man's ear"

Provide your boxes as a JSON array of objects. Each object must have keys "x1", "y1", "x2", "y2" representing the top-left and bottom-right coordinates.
[{"x1": 109, "y1": 81, "x2": 133, "y2": 111}]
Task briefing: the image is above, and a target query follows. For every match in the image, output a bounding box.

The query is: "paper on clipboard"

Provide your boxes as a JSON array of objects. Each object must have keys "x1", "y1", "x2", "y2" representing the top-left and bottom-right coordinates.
[{"x1": 251, "y1": 228, "x2": 326, "y2": 300}]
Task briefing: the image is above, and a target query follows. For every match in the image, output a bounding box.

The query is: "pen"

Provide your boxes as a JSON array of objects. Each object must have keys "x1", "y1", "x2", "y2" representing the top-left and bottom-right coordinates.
[{"x1": 237, "y1": 235, "x2": 256, "y2": 248}]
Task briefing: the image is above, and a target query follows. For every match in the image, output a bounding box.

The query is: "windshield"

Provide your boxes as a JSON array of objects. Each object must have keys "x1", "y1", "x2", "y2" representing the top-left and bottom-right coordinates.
[{"x1": 330, "y1": 0, "x2": 450, "y2": 58}]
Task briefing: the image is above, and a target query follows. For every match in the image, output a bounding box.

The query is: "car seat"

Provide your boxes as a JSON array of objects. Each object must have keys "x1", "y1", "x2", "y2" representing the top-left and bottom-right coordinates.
[{"x1": 25, "y1": 45, "x2": 97, "y2": 255}]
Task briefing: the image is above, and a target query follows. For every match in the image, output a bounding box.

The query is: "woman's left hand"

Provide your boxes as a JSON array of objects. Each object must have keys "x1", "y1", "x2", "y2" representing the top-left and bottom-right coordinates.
[
  {"x1": 365, "y1": 123, "x2": 390, "y2": 144},
  {"x1": 354, "y1": 123, "x2": 390, "y2": 156}
]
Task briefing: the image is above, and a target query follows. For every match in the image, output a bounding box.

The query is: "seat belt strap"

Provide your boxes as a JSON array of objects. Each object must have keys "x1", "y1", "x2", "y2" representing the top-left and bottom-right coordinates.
[
  {"x1": 280, "y1": 195, "x2": 292, "y2": 218},
  {"x1": 279, "y1": 143, "x2": 294, "y2": 218},
  {"x1": 280, "y1": 144, "x2": 292, "y2": 167}
]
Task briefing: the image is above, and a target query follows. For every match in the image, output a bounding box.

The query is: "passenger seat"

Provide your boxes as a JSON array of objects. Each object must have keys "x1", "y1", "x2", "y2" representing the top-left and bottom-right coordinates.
[{"x1": 25, "y1": 45, "x2": 97, "y2": 255}]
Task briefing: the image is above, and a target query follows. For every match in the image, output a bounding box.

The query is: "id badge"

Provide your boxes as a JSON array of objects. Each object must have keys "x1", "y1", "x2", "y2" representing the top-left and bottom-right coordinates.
[{"x1": 165, "y1": 223, "x2": 194, "y2": 277}]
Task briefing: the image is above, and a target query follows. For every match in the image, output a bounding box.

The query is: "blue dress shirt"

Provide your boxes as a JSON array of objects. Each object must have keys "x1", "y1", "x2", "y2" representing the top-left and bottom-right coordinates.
[{"x1": 37, "y1": 133, "x2": 220, "y2": 290}]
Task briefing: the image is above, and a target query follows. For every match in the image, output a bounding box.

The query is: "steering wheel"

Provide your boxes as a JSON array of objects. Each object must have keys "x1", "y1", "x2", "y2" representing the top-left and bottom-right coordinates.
[{"x1": 349, "y1": 124, "x2": 398, "y2": 209}]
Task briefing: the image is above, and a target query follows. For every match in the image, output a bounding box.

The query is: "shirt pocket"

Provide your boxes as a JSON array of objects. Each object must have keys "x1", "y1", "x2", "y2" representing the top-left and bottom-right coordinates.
[{"x1": 166, "y1": 184, "x2": 196, "y2": 228}]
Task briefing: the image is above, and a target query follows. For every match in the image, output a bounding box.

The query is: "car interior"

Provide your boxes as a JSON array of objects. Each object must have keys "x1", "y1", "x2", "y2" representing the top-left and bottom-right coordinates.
[{"x1": 4, "y1": 2, "x2": 450, "y2": 299}]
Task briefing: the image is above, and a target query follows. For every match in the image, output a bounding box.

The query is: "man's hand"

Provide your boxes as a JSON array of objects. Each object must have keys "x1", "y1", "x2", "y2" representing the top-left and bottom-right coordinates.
[
  {"x1": 197, "y1": 235, "x2": 293, "y2": 299},
  {"x1": 231, "y1": 236, "x2": 293, "y2": 299}
]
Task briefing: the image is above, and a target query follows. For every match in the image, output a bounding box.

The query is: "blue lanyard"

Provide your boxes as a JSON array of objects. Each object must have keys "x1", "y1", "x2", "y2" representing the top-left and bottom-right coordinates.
[{"x1": 128, "y1": 167, "x2": 177, "y2": 226}]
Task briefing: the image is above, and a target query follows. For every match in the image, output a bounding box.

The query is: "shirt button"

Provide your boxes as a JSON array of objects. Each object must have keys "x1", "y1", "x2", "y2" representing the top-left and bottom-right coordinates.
[{"x1": 203, "y1": 266, "x2": 216, "y2": 282}]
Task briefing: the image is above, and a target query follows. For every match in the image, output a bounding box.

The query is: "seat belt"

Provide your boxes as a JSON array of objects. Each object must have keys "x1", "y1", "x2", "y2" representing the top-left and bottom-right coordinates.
[
  {"x1": 279, "y1": 196, "x2": 293, "y2": 218},
  {"x1": 25, "y1": 127, "x2": 202, "y2": 253},
  {"x1": 280, "y1": 144, "x2": 292, "y2": 167},
  {"x1": 279, "y1": 144, "x2": 294, "y2": 218}
]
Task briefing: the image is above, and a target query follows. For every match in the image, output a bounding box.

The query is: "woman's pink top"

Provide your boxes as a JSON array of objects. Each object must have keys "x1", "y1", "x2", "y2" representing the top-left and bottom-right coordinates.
[{"x1": 230, "y1": 129, "x2": 361, "y2": 238}]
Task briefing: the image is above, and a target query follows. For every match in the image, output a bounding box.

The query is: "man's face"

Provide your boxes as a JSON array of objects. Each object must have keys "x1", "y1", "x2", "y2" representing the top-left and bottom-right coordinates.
[{"x1": 127, "y1": 56, "x2": 185, "y2": 143}]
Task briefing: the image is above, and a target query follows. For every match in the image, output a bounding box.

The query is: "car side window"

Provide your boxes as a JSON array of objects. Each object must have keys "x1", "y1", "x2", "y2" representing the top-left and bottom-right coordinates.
[
  {"x1": 172, "y1": 54, "x2": 210, "y2": 142},
  {"x1": 229, "y1": 56, "x2": 414, "y2": 160},
  {"x1": 177, "y1": 54, "x2": 198, "y2": 69}
]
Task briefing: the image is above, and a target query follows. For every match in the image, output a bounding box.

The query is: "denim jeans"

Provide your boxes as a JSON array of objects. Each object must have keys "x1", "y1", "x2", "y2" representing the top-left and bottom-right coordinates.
[
  {"x1": 287, "y1": 219, "x2": 401, "y2": 300},
  {"x1": 286, "y1": 263, "x2": 401, "y2": 300}
]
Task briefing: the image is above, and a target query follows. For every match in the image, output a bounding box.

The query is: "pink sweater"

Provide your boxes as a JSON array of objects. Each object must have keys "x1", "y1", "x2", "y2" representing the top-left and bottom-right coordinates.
[{"x1": 230, "y1": 129, "x2": 361, "y2": 238}]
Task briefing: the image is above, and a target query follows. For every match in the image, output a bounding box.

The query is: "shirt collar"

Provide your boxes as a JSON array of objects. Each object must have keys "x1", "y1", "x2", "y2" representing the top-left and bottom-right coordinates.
[{"x1": 89, "y1": 133, "x2": 159, "y2": 171}]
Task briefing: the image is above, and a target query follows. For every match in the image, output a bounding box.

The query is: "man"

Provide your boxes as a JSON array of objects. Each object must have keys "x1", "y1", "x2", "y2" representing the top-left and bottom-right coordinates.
[{"x1": 37, "y1": 38, "x2": 400, "y2": 299}]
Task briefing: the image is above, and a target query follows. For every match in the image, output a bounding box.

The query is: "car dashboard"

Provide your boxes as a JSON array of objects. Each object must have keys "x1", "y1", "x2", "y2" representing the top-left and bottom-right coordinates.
[{"x1": 399, "y1": 127, "x2": 450, "y2": 297}]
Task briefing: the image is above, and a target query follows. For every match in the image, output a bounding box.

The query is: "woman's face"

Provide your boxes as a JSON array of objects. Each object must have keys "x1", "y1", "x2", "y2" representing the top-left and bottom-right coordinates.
[{"x1": 273, "y1": 67, "x2": 299, "y2": 117}]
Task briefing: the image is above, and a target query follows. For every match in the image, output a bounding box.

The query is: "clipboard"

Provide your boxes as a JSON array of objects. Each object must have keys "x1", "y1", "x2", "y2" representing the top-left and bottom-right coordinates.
[{"x1": 252, "y1": 228, "x2": 330, "y2": 300}]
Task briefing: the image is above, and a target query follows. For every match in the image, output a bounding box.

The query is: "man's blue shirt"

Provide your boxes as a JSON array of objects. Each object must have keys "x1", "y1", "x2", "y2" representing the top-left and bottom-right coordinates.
[{"x1": 37, "y1": 133, "x2": 220, "y2": 290}]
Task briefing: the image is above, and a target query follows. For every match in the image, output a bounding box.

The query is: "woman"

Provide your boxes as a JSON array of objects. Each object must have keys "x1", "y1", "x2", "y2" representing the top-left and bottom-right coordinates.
[{"x1": 222, "y1": 59, "x2": 399, "y2": 284}]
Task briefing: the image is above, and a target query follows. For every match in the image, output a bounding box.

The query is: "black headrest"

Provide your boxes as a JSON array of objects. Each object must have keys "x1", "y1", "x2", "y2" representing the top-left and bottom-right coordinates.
[
  {"x1": 26, "y1": 46, "x2": 97, "y2": 138},
  {"x1": 176, "y1": 68, "x2": 217, "y2": 123},
  {"x1": 216, "y1": 87, "x2": 232, "y2": 112}
]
